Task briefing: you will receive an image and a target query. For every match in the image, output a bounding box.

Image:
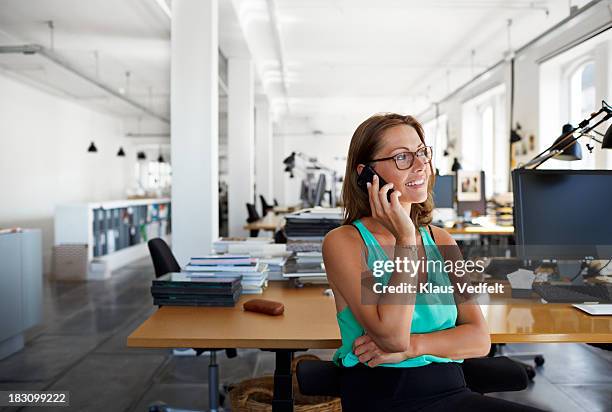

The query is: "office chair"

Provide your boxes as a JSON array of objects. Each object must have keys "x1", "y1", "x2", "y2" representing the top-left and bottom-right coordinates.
[
  {"x1": 148, "y1": 238, "x2": 181, "y2": 278},
  {"x1": 259, "y1": 195, "x2": 274, "y2": 216},
  {"x1": 489, "y1": 344, "x2": 543, "y2": 379},
  {"x1": 273, "y1": 198, "x2": 279, "y2": 206},
  {"x1": 246, "y1": 203, "x2": 260, "y2": 237},
  {"x1": 296, "y1": 356, "x2": 530, "y2": 398},
  {"x1": 147, "y1": 238, "x2": 237, "y2": 412}
]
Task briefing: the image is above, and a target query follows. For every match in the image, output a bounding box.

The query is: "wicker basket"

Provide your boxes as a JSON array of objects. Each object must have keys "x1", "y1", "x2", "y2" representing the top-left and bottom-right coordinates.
[{"x1": 229, "y1": 354, "x2": 342, "y2": 412}]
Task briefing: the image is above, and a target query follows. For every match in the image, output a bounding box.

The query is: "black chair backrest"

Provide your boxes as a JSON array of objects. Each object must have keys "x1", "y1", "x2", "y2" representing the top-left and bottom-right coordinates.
[
  {"x1": 246, "y1": 203, "x2": 260, "y2": 223},
  {"x1": 148, "y1": 238, "x2": 181, "y2": 278},
  {"x1": 260, "y1": 195, "x2": 274, "y2": 216}
]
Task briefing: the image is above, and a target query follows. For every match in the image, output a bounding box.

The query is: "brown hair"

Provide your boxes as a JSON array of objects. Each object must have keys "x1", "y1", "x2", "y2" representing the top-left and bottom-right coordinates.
[{"x1": 342, "y1": 113, "x2": 436, "y2": 226}]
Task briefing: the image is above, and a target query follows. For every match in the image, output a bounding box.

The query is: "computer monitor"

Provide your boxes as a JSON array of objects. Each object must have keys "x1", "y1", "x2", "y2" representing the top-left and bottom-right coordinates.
[
  {"x1": 432, "y1": 175, "x2": 454, "y2": 208},
  {"x1": 512, "y1": 169, "x2": 612, "y2": 260},
  {"x1": 313, "y1": 174, "x2": 327, "y2": 207}
]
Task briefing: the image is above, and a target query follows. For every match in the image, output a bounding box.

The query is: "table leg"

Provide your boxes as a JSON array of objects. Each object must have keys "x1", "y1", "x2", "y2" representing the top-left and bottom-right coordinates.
[{"x1": 272, "y1": 349, "x2": 294, "y2": 412}]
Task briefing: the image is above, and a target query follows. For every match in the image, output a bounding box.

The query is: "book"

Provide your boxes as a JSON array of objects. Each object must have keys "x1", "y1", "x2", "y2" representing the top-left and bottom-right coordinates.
[
  {"x1": 190, "y1": 255, "x2": 255, "y2": 266},
  {"x1": 184, "y1": 262, "x2": 267, "y2": 273},
  {"x1": 152, "y1": 288, "x2": 241, "y2": 302},
  {"x1": 282, "y1": 272, "x2": 327, "y2": 278},
  {"x1": 151, "y1": 284, "x2": 241, "y2": 295},
  {"x1": 213, "y1": 237, "x2": 273, "y2": 253},
  {"x1": 153, "y1": 298, "x2": 238, "y2": 307},
  {"x1": 153, "y1": 272, "x2": 241, "y2": 289}
]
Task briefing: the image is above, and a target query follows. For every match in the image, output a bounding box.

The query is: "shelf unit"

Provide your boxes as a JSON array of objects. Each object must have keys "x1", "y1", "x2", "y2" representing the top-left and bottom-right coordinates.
[{"x1": 55, "y1": 198, "x2": 171, "y2": 279}]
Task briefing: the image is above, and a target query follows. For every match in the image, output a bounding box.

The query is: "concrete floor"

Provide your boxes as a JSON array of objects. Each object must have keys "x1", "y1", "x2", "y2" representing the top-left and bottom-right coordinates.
[{"x1": 0, "y1": 258, "x2": 610, "y2": 411}]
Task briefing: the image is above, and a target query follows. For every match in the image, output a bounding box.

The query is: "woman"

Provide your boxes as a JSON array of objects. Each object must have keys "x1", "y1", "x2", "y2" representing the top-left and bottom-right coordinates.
[{"x1": 322, "y1": 113, "x2": 541, "y2": 411}]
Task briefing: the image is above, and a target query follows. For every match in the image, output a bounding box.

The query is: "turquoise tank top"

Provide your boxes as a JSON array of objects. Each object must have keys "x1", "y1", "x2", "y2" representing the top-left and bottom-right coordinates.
[{"x1": 332, "y1": 219, "x2": 462, "y2": 368}]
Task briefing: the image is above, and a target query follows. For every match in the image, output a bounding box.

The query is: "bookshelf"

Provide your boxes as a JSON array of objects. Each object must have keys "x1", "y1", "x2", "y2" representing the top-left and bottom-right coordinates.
[{"x1": 54, "y1": 198, "x2": 171, "y2": 279}]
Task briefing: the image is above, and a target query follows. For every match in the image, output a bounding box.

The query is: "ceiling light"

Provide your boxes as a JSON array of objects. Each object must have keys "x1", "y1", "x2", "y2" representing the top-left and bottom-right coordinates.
[
  {"x1": 87, "y1": 141, "x2": 98, "y2": 153},
  {"x1": 137, "y1": 151, "x2": 147, "y2": 160},
  {"x1": 117, "y1": 147, "x2": 126, "y2": 157}
]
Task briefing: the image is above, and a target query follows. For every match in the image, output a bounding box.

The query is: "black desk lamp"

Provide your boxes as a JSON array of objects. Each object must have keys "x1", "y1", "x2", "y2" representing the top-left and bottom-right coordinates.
[
  {"x1": 520, "y1": 100, "x2": 612, "y2": 169},
  {"x1": 451, "y1": 157, "x2": 462, "y2": 172},
  {"x1": 554, "y1": 124, "x2": 582, "y2": 161}
]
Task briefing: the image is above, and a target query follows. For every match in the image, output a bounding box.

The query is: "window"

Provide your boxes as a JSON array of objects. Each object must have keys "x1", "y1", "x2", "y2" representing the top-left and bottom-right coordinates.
[
  {"x1": 480, "y1": 105, "x2": 494, "y2": 196},
  {"x1": 570, "y1": 62, "x2": 595, "y2": 124},
  {"x1": 423, "y1": 114, "x2": 449, "y2": 174},
  {"x1": 566, "y1": 61, "x2": 596, "y2": 170},
  {"x1": 147, "y1": 161, "x2": 172, "y2": 189},
  {"x1": 134, "y1": 158, "x2": 172, "y2": 192},
  {"x1": 461, "y1": 84, "x2": 508, "y2": 197}
]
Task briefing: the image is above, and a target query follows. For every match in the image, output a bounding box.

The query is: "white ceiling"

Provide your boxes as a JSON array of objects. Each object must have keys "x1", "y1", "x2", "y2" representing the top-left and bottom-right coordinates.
[
  {"x1": 0, "y1": 0, "x2": 592, "y2": 135},
  {"x1": 236, "y1": 0, "x2": 591, "y2": 133}
]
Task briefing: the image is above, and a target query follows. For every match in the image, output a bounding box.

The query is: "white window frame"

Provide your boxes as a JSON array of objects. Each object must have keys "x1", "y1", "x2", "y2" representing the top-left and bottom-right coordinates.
[
  {"x1": 546, "y1": 57, "x2": 598, "y2": 170},
  {"x1": 461, "y1": 84, "x2": 508, "y2": 198},
  {"x1": 423, "y1": 114, "x2": 449, "y2": 175}
]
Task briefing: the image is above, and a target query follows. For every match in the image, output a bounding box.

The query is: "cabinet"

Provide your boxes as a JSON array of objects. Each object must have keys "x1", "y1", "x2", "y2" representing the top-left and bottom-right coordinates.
[{"x1": 0, "y1": 229, "x2": 42, "y2": 360}]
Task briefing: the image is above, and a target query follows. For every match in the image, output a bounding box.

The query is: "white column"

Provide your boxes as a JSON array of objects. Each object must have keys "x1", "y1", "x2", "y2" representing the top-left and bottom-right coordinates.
[
  {"x1": 594, "y1": 41, "x2": 611, "y2": 169},
  {"x1": 171, "y1": 0, "x2": 218, "y2": 265},
  {"x1": 255, "y1": 96, "x2": 274, "y2": 204},
  {"x1": 227, "y1": 58, "x2": 255, "y2": 236}
]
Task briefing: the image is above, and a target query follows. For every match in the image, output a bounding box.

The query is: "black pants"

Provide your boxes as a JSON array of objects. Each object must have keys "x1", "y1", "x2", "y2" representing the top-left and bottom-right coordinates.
[{"x1": 339, "y1": 362, "x2": 545, "y2": 412}]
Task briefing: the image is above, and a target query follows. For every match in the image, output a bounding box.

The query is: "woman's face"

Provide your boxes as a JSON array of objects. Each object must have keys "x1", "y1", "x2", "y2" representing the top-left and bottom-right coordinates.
[{"x1": 358, "y1": 124, "x2": 431, "y2": 204}]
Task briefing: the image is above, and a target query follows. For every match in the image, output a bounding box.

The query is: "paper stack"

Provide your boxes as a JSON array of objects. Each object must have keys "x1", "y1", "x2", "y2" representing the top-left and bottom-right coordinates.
[
  {"x1": 185, "y1": 255, "x2": 269, "y2": 294},
  {"x1": 212, "y1": 237, "x2": 273, "y2": 254},
  {"x1": 282, "y1": 251, "x2": 328, "y2": 284},
  {"x1": 507, "y1": 269, "x2": 536, "y2": 298},
  {"x1": 285, "y1": 208, "x2": 343, "y2": 252}
]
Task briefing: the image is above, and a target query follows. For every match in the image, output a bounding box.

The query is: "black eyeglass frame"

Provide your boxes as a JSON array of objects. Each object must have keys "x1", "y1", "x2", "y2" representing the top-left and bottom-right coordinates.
[{"x1": 368, "y1": 146, "x2": 433, "y2": 170}]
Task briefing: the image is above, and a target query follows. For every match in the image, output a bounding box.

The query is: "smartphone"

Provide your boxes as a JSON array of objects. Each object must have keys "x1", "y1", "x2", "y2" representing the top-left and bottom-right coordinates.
[{"x1": 357, "y1": 165, "x2": 394, "y2": 202}]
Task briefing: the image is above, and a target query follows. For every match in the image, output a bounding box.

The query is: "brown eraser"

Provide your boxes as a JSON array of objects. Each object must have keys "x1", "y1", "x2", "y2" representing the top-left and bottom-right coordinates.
[{"x1": 243, "y1": 299, "x2": 284, "y2": 316}]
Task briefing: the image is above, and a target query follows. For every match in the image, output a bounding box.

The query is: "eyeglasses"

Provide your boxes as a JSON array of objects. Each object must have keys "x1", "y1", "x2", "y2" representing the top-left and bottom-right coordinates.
[{"x1": 369, "y1": 146, "x2": 433, "y2": 170}]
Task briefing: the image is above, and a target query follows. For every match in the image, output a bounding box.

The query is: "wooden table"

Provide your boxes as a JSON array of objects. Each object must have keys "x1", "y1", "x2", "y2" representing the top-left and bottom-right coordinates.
[
  {"x1": 273, "y1": 205, "x2": 301, "y2": 214},
  {"x1": 128, "y1": 281, "x2": 612, "y2": 411},
  {"x1": 244, "y1": 218, "x2": 514, "y2": 236},
  {"x1": 446, "y1": 225, "x2": 514, "y2": 236},
  {"x1": 244, "y1": 213, "x2": 285, "y2": 232}
]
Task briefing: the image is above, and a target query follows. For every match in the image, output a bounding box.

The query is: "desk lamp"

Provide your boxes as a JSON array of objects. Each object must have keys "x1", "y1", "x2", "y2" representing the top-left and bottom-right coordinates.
[
  {"x1": 520, "y1": 100, "x2": 612, "y2": 169},
  {"x1": 554, "y1": 124, "x2": 582, "y2": 161}
]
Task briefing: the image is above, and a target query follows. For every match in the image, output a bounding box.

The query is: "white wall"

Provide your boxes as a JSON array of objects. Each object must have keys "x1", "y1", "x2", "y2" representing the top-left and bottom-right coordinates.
[{"x1": 0, "y1": 72, "x2": 136, "y2": 273}]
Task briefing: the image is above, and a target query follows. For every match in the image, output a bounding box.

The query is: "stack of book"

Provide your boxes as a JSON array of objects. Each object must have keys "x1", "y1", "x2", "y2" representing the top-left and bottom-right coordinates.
[
  {"x1": 255, "y1": 256, "x2": 287, "y2": 281},
  {"x1": 212, "y1": 237, "x2": 273, "y2": 254},
  {"x1": 184, "y1": 255, "x2": 269, "y2": 294},
  {"x1": 282, "y1": 251, "x2": 327, "y2": 284},
  {"x1": 151, "y1": 272, "x2": 242, "y2": 307},
  {"x1": 285, "y1": 208, "x2": 343, "y2": 252}
]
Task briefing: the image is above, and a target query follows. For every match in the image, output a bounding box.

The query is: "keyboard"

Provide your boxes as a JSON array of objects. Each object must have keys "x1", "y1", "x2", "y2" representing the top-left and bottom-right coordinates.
[{"x1": 533, "y1": 284, "x2": 612, "y2": 303}]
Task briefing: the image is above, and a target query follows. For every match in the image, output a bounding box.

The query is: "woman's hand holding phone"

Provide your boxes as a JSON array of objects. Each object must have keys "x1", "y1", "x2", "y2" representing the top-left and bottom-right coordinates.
[{"x1": 367, "y1": 174, "x2": 416, "y2": 245}]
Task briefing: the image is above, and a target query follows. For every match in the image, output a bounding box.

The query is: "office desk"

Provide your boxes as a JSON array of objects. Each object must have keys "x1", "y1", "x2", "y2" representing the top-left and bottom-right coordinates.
[
  {"x1": 446, "y1": 225, "x2": 514, "y2": 236},
  {"x1": 129, "y1": 282, "x2": 336, "y2": 412},
  {"x1": 244, "y1": 213, "x2": 285, "y2": 232},
  {"x1": 128, "y1": 281, "x2": 612, "y2": 411},
  {"x1": 273, "y1": 205, "x2": 301, "y2": 214}
]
